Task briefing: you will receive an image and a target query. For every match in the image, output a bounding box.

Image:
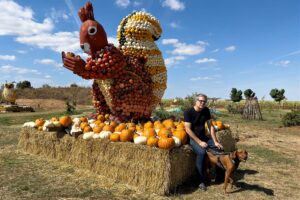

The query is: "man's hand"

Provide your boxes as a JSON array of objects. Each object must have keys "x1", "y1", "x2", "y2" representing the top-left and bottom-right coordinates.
[
  {"x1": 198, "y1": 141, "x2": 208, "y2": 148},
  {"x1": 214, "y1": 141, "x2": 224, "y2": 150},
  {"x1": 62, "y1": 51, "x2": 86, "y2": 75}
]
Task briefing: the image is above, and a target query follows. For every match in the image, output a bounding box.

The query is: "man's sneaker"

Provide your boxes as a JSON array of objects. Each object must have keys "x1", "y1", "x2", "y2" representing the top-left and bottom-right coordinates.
[{"x1": 198, "y1": 183, "x2": 207, "y2": 191}]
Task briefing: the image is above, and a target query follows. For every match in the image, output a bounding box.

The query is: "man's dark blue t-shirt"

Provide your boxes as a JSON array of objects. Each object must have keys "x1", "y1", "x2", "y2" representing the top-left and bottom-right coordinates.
[{"x1": 184, "y1": 107, "x2": 211, "y2": 142}]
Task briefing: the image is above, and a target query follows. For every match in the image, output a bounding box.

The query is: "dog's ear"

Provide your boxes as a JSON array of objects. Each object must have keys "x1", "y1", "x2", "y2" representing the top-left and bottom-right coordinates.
[{"x1": 231, "y1": 150, "x2": 237, "y2": 160}]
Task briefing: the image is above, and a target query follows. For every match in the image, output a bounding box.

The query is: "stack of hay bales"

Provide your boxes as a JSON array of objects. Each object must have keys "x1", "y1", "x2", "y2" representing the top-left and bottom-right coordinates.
[{"x1": 18, "y1": 128, "x2": 196, "y2": 195}]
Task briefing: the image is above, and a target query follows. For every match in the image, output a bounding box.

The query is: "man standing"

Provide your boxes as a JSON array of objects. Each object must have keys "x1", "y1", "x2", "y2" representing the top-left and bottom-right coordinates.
[{"x1": 184, "y1": 93, "x2": 223, "y2": 191}]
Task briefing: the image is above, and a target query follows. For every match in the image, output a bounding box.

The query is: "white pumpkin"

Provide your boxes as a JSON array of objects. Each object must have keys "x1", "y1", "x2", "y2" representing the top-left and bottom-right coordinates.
[
  {"x1": 172, "y1": 136, "x2": 182, "y2": 147},
  {"x1": 90, "y1": 123, "x2": 97, "y2": 129},
  {"x1": 136, "y1": 131, "x2": 143, "y2": 136},
  {"x1": 42, "y1": 120, "x2": 54, "y2": 131},
  {"x1": 88, "y1": 119, "x2": 96, "y2": 124},
  {"x1": 83, "y1": 132, "x2": 94, "y2": 140},
  {"x1": 155, "y1": 129, "x2": 160, "y2": 134},
  {"x1": 114, "y1": 131, "x2": 121, "y2": 135},
  {"x1": 134, "y1": 136, "x2": 147, "y2": 145},
  {"x1": 93, "y1": 133, "x2": 101, "y2": 139},
  {"x1": 70, "y1": 125, "x2": 82, "y2": 136},
  {"x1": 99, "y1": 131, "x2": 112, "y2": 139},
  {"x1": 53, "y1": 121, "x2": 62, "y2": 127},
  {"x1": 72, "y1": 117, "x2": 81, "y2": 126},
  {"x1": 23, "y1": 121, "x2": 36, "y2": 128}
]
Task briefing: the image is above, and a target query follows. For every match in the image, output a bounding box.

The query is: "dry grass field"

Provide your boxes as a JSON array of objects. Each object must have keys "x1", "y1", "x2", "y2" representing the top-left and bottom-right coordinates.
[{"x1": 0, "y1": 104, "x2": 300, "y2": 199}]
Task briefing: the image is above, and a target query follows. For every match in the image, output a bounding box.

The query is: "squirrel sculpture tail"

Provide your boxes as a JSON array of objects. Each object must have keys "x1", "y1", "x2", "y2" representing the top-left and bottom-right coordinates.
[{"x1": 117, "y1": 11, "x2": 167, "y2": 113}]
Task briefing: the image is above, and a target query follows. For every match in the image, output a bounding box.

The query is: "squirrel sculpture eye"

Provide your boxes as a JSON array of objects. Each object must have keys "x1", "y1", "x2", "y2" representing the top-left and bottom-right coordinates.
[{"x1": 88, "y1": 26, "x2": 97, "y2": 35}]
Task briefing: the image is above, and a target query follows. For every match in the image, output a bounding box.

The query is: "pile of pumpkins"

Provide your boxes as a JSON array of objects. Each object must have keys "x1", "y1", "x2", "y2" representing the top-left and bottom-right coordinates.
[
  {"x1": 23, "y1": 114, "x2": 231, "y2": 150},
  {"x1": 23, "y1": 114, "x2": 187, "y2": 150}
]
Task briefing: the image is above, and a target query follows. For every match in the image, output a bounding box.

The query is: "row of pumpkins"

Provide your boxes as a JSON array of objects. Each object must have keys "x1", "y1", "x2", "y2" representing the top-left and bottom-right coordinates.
[{"x1": 23, "y1": 114, "x2": 229, "y2": 150}]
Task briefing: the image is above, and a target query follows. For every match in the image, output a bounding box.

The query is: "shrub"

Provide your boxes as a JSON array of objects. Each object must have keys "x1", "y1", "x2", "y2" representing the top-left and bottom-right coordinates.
[{"x1": 282, "y1": 111, "x2": 300, "y2": 127}]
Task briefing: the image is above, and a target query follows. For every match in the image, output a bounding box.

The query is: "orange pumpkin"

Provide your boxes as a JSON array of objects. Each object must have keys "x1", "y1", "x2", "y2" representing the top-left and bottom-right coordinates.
[
  {"x1": 158, "y1": 128, "x2": 171, "y2": 138},
  {"x1": 60, "y1": 116, "x2": 72, "y2": 127},
  {"x1": 144, "y1": 121, "x2": 153, "y2": 129},
  {"x1": 154, "y1": 123, "x2": 165, "y2": 130},
  {"x1": 115, "y1": 123, "x2": 126, "y2": 132},
  {"x1": 110, "y1": 133, "x2": 120, "y2": 142},
  {"x1": 97, "y1": 114, "x2": 105, "y2": 122},
  {"x1": 147, "y1": 137, "x2": 159, "y2": 147},
  {"x1": 35, "y1": 118, "x2": 45, "y2": 127},
  {"x1": 215, "y1": 120, "x2": 224, "y2": 130},
  {"x1": 127, "y1": 122, "x2": 136, "y2": 128},
  {"x1": 110, "y1": 121, "x2": 118, "y2": 128},
  {"x1": 120, "y1": 129, "x2": 133, "y2": 142},
  {"x1": 83, "y1": 126, "x2": 92, "y2": 133},
  {"x1": 158, "y1": 137, "x2": 175, "y2": 149},
  {"x1": 80, "y1": 117, "x2": 88, "y2": 122},
  {"x1": 93, "y1": 126, "x2": 103, "y2": 133},
  {"x1": 133, "y1": 133, "x2": 140, "y2": 139},
  {"x1": 80, "y1": 122, "x2": 89, "y2": 130},
  {"x1": 128, "y1": 126, "x2": 136, "y2": 132},
  {"x1": 153, "y1": 120, "x2": 161, "y2": 126},
  {"x1": 143, "y1": 128, "x2": 156, "y2": 139},
  {"x1": 163, "y1": 119, "x2": 174, "y2": 128},
  {"x1": 173, "y1": 129, "x2": 188, "y2": 144},
  {"x1": 102, "y1": 125, "x2": 114, "y2": 132},
  {"x1": 176, "y1": 123, "x2": 185, "y2": 130}
]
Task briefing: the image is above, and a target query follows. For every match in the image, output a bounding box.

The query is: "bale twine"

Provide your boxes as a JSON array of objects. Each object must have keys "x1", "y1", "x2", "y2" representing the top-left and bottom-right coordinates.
[{"x1": 18, "y1": 128, "x2": 196, "y2": 195}]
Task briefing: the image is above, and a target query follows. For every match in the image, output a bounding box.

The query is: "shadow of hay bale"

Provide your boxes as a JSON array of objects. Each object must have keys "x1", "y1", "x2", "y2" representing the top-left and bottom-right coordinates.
[{"x1": 18, "y1": 128, "x2": 197, "y2": 195}]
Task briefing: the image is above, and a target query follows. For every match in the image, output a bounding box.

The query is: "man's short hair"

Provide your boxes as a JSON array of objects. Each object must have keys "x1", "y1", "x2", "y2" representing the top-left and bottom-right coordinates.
[{"x1": 194, "y1": 93, "x2": 208, "y2": 103}]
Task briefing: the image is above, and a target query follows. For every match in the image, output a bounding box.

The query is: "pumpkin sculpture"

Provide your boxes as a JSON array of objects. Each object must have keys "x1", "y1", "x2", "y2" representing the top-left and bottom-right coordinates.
[{"x1": 62, "y1": 2, "x2": 167, "y2": 122}]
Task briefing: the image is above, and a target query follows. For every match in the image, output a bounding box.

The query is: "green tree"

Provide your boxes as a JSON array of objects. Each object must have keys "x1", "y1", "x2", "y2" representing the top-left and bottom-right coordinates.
[
  {"x1": 70, "y1": 83, "x2": 78, "y2": 88},
  {"x1": 270, "y1": 88, "x2": 286, "y2": 103},
  {"x1": 244, "y1": 89, "x2": 256, "y2": 99},
  {"x1": 42, "y1": 84, "x2": 51, "y2": 88},
  {"x1": 16, "y1": 80, "x2": 32, "y2": 89},
  {"x1": 230, "y1": 88, "x2": 242, "y2": 102}
]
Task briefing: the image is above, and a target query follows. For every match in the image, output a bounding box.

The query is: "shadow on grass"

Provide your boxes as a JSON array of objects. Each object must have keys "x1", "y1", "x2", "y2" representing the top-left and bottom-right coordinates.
[{"x1": 232, "y1": 182, "x2": 274, "y2": 196}]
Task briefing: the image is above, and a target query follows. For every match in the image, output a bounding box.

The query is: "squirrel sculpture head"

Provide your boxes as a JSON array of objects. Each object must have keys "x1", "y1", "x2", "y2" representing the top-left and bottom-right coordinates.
[{"x1": 78, "y1": 1, "x2": 108, "y2": 56}]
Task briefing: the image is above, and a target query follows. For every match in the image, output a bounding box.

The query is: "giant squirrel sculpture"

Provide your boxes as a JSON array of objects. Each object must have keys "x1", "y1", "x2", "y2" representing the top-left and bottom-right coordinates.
[{"x1": 62, "y1": 1, "x2": 167, "y2": 122}]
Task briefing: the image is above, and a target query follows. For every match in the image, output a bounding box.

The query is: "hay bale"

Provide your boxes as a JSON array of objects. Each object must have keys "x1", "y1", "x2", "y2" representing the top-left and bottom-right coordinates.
[
  {"x1": 18, "y1": 128, "x2": 196, "y2": 195},
  {"x1": 216, "y1": 129, "x2": 236, "y2": 152}
]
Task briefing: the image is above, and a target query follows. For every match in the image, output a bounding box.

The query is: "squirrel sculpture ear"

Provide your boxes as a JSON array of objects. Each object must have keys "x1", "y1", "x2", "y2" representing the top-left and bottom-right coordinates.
[{"x1": 78, "y1": 1, "x2": 94, "y2": 22}]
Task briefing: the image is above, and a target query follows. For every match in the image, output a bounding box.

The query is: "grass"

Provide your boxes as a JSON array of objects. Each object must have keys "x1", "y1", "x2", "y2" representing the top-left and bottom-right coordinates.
[
  {"x1": 0, "y1": 108, "x2": 95, "y2": 126},
  {"x1": 0, "y1": 108, "x2": 300, "y2": 199}
]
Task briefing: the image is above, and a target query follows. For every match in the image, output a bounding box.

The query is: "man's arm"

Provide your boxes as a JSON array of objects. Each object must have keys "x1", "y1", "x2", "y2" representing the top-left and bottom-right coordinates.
[
  {"x1": 185, "y1": 122, "x2": 208, "y2": 148},
  {"x1": 209, "y1": 121, "x2": 223, "y2": 149}
]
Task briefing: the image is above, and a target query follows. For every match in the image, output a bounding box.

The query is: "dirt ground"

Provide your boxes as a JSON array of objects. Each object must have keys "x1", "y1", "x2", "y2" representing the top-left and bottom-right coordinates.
[{"x1": 0, "y1": 110, "x2": 300, "y2": 199}]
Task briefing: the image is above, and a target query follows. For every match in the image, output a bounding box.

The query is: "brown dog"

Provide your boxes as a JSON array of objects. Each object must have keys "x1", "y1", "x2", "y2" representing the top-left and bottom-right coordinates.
[{"x1": 205, "y1": 149, "x2": 248, "y2": 195}]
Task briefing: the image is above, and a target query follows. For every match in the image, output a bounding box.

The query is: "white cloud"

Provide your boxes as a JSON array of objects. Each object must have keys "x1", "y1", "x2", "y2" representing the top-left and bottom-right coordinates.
[
  {"x1": 116, "y1": 0, "x2": 130, "y2": 8},
  {"x1": 0, "y1": 65, "x2": 41, "y2": 75},
  {"x1": 45, "y1": 75, "x2": 52, "y2": 79},
  {"x1": 16, "y1": 50, "x2": 27, "y2": 54},
  {"x1": 16, "y1": 31, "x2": 80, "y2": 53},
  {"x1": 273, "y1": 60, "x2": 291, "y2": 67},
  {"x1": 162, "y1": 38, "x2": 179, "y2": 45},
  {"x1": 34, "y1": 59, "x2": 62, "y2": 68},
  {"x1": 169, "y1": 22, "x2": 180, "y2": 28},
  {"x1": 211, "y1": 49, "x2": 220, "y2": 53},
  {"x1": 162, "y1": 38, "x2": 207, "y2": 56},
  {"x1": 0, "y1": 55, "x2": 16, "y2": 61},
  {"x1": 133, "y1": 1, "x2": 142, "y2": 7},
  {"x1": 49, "y1": 8, "x2": 69, "y2": 23},
  {"x1": 172, "y1": 43, "x2": 205, "y2": 55},
  {"x1": 197, "y1": 41, "x2": 210, "y2": 46},
  {"x1": 195, "y1": 58, "x2": 217, "y2": 64},
  {"x1": 108, "y1": 36, "x2": 119, "y2": 47},
  {"x1": 164, "y1": 56, "x2": 185, "y2": 66},
  {"x1": 0, "y1": 0, "x2": 53, "y2": 36},
  {"x1": 162, "y1": 0, "x2": 185, "y2": 11},
  {"x1": 224, "y1": 45, "x2": 236, "y2": 52},
  {"x1": 190, "y1": 76, "x2": 213, "y2": 81}
]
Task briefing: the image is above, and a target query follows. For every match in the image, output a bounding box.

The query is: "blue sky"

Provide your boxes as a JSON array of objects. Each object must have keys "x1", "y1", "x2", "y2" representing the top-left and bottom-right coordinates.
[{"x1": 0, "y1": 0, "x2": 299, "y2": 100}]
